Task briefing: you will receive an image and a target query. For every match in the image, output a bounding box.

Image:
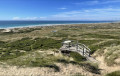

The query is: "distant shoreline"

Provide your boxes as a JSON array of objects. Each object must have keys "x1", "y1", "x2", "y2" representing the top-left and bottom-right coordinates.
[
  {"x1": 0, "y1": 22, "x2": 119, "y2": 33},
  {"x1": 0, "y1": 21, "x2": 118, "y2": 30}
]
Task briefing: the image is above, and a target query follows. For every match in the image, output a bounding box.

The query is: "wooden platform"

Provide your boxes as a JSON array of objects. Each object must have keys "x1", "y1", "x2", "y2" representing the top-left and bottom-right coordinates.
[{"x1": 60, "y1": 40, "x2": 98, "y2": 62}]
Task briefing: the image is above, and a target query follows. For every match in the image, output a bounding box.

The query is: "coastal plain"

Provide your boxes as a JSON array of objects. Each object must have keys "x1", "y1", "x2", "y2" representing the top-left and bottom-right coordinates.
[{"x1": 0, "y1": 23, "x2": 120, "y2": 76}]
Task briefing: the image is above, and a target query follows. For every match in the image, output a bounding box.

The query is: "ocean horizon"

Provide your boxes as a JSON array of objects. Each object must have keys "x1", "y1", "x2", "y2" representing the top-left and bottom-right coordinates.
[{"x1": 0, "y1": 20, "x2": 115, "y2": 29}]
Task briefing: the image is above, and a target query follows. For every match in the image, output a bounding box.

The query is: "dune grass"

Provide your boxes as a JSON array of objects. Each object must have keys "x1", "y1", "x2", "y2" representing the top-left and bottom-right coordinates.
[
  {"x1": 72, "y1": 73, "x2": 84, "y2": 76},
  {"x1": 104, "y1": 45, "x2": 120, "y2": 66},
  {"x1": 89, "y1": 40, "x2": 120, "y2": 54},
  {"x1": 0, "y1": 23, "x2": 120, "y2": 75},
  {"x1": 105, "y1": 70, "x2": 120, "y2": 76},
  {"x1": 5, "y1": 50, "x2": 61, "y2": 72},
  {"x1": 0, "y1": 37, "x2": 62, "y2": 62},
  {"x1": 80, "y1": 33, "x2": 120, "y2": 39},
  {"x1": 70, "y1": 52, "x2": 86, "y2": 62}
]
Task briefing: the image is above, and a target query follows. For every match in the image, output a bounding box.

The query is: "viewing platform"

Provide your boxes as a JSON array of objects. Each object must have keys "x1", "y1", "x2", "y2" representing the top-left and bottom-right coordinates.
[{"x1": 60, "y1": 40, "x2": 97, "y2": 62}]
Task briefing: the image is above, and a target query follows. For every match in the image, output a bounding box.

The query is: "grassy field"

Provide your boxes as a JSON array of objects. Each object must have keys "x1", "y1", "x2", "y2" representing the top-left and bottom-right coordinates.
[{"x1": 0, "y1": 23, "x2": 120, "y2": 76}]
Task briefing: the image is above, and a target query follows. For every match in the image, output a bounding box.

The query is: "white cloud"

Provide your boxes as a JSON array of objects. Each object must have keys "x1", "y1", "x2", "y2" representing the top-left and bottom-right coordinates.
[
  {"x1": 50, "y1": 8, "x2": 120, "y2": 20},
  {"x1": 24, "y1": 17, "x2": 38, "y2": 20},
  {"x1": 13, "y1": 17, "x2": 20, "y2": 20},
  {"x1": 74, "y1": 0, "x2": 99, "y2": 5},
  {"x1": 103, "y1": 0, "x2": 120, "y2": 4},
  {"x1": 12, "y1": 17, "x2": 47, "y2": 20},
  {"x1": 12, "y1": 8, "x2": 120, "y2": 20},
  {"x1": 74, "y1": 0, "x2": 120, "y2": 5},
  {"x1": 58, "y1": 8, "x2": 67, "y2": 10},
  {"x1": 39, "y1": 17, "x2": 47, "y2": 19}
]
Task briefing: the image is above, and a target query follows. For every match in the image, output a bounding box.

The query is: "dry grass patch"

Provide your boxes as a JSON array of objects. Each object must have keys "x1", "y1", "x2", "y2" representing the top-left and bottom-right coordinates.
[{"x1": 104, "y1": 45, "x2": 120, "y2": 66}]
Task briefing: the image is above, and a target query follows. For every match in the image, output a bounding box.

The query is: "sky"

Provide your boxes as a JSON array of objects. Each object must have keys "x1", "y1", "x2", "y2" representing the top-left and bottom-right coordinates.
[{"x1": 0, "y1": 0, "x2": 120, "y2": 20}]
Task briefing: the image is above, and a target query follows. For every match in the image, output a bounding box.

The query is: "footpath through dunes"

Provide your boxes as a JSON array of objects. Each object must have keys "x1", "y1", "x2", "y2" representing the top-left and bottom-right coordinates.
[
  {"x1": 96, "y1": 56, "x2": 120, "y2": 76},
  {"x1": 94, "y1": 45, "x2": 120, "y2": 75}
]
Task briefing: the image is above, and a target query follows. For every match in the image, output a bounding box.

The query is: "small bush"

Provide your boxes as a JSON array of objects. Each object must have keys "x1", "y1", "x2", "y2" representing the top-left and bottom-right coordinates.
[
  {"x1": 72, "y1": 73, "x2": 84, "y2": 76},
  {"x1": 57, "y1": 59, "x2": 69, "y2": 64},
  {"x1": 32, "y1": 38, "x2": 61, "y2": 50},
  {"x1": 0, "y1": 49, "x2": 24, "y2": 61},
  {"x1": 79, "y1": 40, "x2": 101, "y2": 46},
  {"x1": 80, "y1": 33, "x2": 120, "y2": 39},
  {"x1": 80, "y1": 62, "x2": 100, "y2": 74},
  {"x1": 45, "y1": 64, "x2": 60, "y2": 72},
  {"x1": 104, "y1": 45, "x2": 120, "y2": 66},
  {"x1": 4, "y1": 37, "x2": 34, "y2": 51},
  {"x1": 70, "y1": 52, "x2": 86, "y2": 62},
  {"x1": 30, "y1": 58, "x2": 60, "y2": 72},
  {"x1": 23, "y1": 46, "x2": 32, "y2": 51},
  {"x1": 0, "y1": 41, "x2": 5, "y2": 47},
  {"x1": 105, "y1": 71, "x2": 120, "y2": 76},
  {"x1": 3, "y1": 37, "x2": 61, "y2": 51},
  {"x1": 89, "y1": 40, "x2": 120, "y2": 54},
  {"x1": 51, "y1": 32, "x2": 68, "y2": 37},
  {"x1": 18, "y1": 28, "x2": 42, "y2": 33}
]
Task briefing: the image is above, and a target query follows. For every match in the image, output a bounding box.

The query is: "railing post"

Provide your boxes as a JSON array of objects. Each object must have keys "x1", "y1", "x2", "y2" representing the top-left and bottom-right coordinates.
[
  {"x1": 83, "y1": 48, "x2": 84, "y2": 56},
  {"x1": 89, "y1": 51, "x2": 90, "y2": 57}
]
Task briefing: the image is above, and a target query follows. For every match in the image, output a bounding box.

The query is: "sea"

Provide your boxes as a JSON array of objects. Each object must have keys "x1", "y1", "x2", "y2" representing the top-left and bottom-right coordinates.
[{"x1": 0, "y1": 21, "x2": 115, "y2": 29}]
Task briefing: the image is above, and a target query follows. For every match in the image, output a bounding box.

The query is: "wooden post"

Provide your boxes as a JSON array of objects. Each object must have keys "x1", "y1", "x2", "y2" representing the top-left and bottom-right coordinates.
[
  {"x1": 83, "y1": 48, "x2": 84, "y2": 56},
  {"x1": 89, "y1": 51, "x2": 90, "y2": 57}
]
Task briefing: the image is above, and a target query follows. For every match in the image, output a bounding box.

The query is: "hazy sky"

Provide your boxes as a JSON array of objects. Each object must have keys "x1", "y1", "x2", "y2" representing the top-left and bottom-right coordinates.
[{"x1": 0, "y1": 0, "x2": 120, "y2": 20}]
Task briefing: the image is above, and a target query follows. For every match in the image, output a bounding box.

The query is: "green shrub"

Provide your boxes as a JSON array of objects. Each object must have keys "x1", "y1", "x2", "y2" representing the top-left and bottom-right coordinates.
[
  {"x1": 4, "y1": 37, "x2": 34, "y2": 51},
  {"x1": 72, "y1": 73, "x2": 84, "y2": 76},
  {"x1": 28, "y1": 57, "x2": 60, "y2": 72},
  {"x1": 32, "y1": 38, "x2": 61, "y2": 50},
  {"x1": 57, "y1": 59, "x2": 69, "y2": 64},
  {"x1": 51, "y1": 32, "x2": 68, "y2": 37},
  {"x1": 4, "y1": 37, "x2": 62, "y2": 51},
  {"x1": 80, "y1": 62, "x2": 100, "y2": 74},
  {"x1": 18, "y1": 28, "x2": 42, "y2": 33},
  {"x1": 0, "y1": 49, "x2": 24, "y2": 61},
  {"x1": 79, "y1": 40, "x2": 101, "y2": 46},
  {"x1": 80, "y1": 33, "x2": 120, "y2": 39},
  {"x1": 23, "y1": 46, "x2": 32, "y2": 51},
  {"x1": 104, "y1": 45, "x2": 120, "y2": 66},
  {"x1": 105, "y1": 71, "x2": 120, "y2": 76},
  {"x1": 31, "y1": 61, "x2": 60, "y2": 72},
  {"x1": 70, "y1": 52, "x2": 86, "y2": 62},
  {"x1": 0, "y1": 37, "x2": 62, "y2": 61},
  {"x1": 89, "y1": 40, "x2": 120, "y2": 54},
  {"x1": 0, "y1": 41, "x2": 5, "y2": 47}
]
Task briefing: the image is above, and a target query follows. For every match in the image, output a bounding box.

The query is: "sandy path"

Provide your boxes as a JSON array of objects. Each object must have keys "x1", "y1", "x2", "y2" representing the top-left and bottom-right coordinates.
[
  {"x1": 0, "y1": 63, "x2": 99, "y2": 76},
  {"x1": 96, "y1": 56, "x2": 120, "y2": 75}
]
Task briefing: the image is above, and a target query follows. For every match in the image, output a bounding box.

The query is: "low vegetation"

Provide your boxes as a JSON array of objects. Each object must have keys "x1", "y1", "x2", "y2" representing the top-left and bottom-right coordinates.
[
  {"x1": 0, "y1": 37, "x2": 61, "y2": 61},
  {"x1": 104, "y1": 45, "x2": 120, "y2": 66},
  {"x1": 0, "y1": 23, "x2": 120, "y2": 76},
  {"x1": 0, "y1": 28, "x2": 42, "y2": 35},
  {"x1": 80, "y1": 33, "x2": 120, "y2": 39},
  {"x1": 89, "y1": 40, "x2": 120, "y2": 54},
  {"x1": 5, "y1": 50, "x2": 61, "y2": 72},
  {"x1": 51, "y1": 32, "x2": 69, "y2": 37},
  {"x1": 72, "y1": 73, "x2": 84, "y2": 76},
  {"x1": 105, "y1": 70, "x2": 120, "y2": 76},
  {"x1": 70, "y1": 52, "x2": 86, "y2": 62},
  {"x1": 79, "y1": 40, "x2": 101, "y2": 46},
  {"x1": 80, "y1": 62, "x2": 100, "y2": 74}
]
